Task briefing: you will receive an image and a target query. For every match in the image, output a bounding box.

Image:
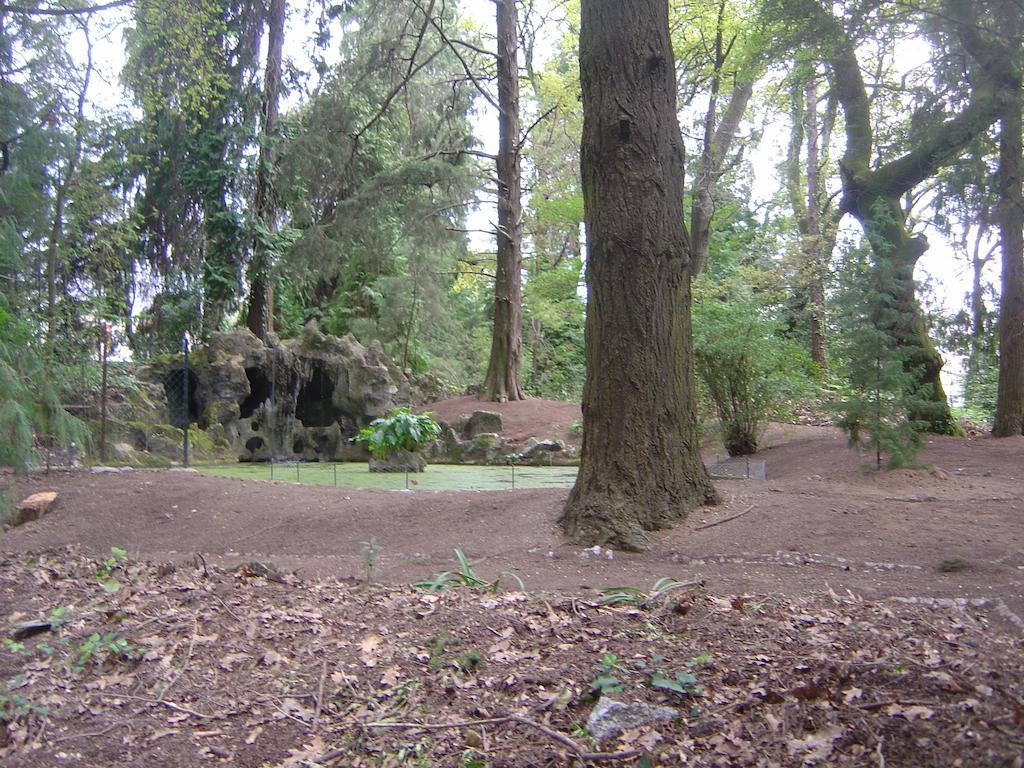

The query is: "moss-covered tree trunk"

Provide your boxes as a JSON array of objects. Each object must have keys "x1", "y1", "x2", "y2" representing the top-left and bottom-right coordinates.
[
  {"x1": 560, "y1": 0, "x2": 717, "y2": 552},
  {"x1": 851, "y1": 193, "x2": 958, "y2": 433},
  {"x1": 994, "y1": 82, "x2": 1024, "y2": 436},
  {"x1": 482, "y1": 0, "x2": 525, "y2": 402}
]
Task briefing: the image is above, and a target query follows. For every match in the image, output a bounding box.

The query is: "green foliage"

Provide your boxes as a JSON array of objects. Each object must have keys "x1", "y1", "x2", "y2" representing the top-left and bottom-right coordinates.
[
  {"x1": 648, "y1": 668, "x2": 699, "y2": 698},
  {"x1": 589, "y1": 653, "x2": 626, "y2": 696},
  {"x1": 72, "y1": 632, "x2": 138, "y2": 672},
  {"x1": 597, "y1": 577, "x2": 698, "y2": 609},
  {"x1": 95, "y1": 546, "x2": 129, "y2": 593},
  {"x1": 413, "y1": 548, "x2": 524, "y2": 594},
  {"x1": 694, "y1": 265, "x2": 819, "y2": 457},
  {"x1": 354, "y1": 408, "x2": 441, "y2": 460},
  {"x1": 0, "y1": 305, "x2": 91, "y2": 474},
  {"x1": 831, "y1": 247, "x2": 928, "y2": 469}
]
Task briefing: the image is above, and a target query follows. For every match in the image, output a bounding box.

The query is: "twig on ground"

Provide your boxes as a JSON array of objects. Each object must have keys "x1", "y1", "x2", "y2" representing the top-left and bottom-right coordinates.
[
  {"x1": 697, "y1": 504, "x2": 756, "y2": 530},
  {"x1": 355, "y1": 715, "x2": 640, "y2": 762},
  {"x1": 875, "y1": 738, "x2": 886, "y2": 768},
  {"x1": 193, "y1": 552, "x2": 209, "y2": 577},
  {"x1": 208, "y1": 592, "x2": 242, "y2": 623},
  {"x1": 158, "y1": 614, "x2": 197, "y2": 702},
  {"x1": 109, "y1": 693, "x2": 223, "y2": 720},
  {"x1": 51, "y1": 720, "x2": 128, "y2": 744},
  {"x1": 312, "y1": 658, "x2": 328, "y2": 732},
  {"x1": 857, "y1": 698, "x2": 938, "y2": 712}
]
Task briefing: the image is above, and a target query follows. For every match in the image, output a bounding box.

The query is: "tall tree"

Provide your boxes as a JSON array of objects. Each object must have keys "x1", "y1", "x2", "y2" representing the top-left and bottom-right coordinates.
[
  {"x1": 246, "y1": 0, "x2": 287, "y2": 342},
  {"x1": 994, "y1": 76, "x2": 1024, "y2": 435},
  {"x1": 482, "y1": 0, "x2": 525, "y2": 401},
  {"x1": 770, "y1": 0, "x2": 1014, "y2": 434},
  {"x1": 561, "y1": 0, "x2": 717, "y2": 551},
  {"x1": 783, "y1": 67, "x2": 839, "y2": 370}
]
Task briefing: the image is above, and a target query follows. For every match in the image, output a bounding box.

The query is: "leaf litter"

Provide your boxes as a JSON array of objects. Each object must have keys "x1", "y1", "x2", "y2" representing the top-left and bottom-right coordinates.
[{"x1": 1, "y1": 545, "x2": 1022, "y2": 767}]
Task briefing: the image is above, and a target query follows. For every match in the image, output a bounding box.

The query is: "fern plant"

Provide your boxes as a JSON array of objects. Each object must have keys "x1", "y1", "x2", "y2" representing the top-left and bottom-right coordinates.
[{"x1": 0, "y1": 307, "x2": 90, "y2": 518}]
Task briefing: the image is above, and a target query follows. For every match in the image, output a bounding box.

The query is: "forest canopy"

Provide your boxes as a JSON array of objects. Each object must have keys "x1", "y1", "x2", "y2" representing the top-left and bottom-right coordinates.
[{"x1": 1, "y1": 0, "x2": 1022, "y2": 482}]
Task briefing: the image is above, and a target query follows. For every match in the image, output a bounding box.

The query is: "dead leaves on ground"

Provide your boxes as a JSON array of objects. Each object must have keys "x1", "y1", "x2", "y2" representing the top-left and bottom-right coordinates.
[{"x1": 0, "y1": 546, "x2": 1022, "y2": 767}]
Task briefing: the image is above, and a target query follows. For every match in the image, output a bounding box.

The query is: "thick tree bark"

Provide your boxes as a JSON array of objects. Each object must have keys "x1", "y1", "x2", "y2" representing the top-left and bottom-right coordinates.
[
  {"x1": 246, "y1": 0, "x2": 286, "y2": 342},
  {"x1": 784, "y1": 73, "x2": 832, "y2": 370},
  {"x1": 803, "y1": 78, "x2": 828, "y2": 369},
  {"x1": 994, "y1": 82, "x2": 1024, "y2": 436},
  {"x1": 482, "y1": 0, "x2": 525, "y2": 402},
  {"x1": 561, "y1": 0, "x2": 717, "y2": 551}
]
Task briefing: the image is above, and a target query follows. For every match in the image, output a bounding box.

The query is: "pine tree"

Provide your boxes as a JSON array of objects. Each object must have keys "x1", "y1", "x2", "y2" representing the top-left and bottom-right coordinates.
[{"x1": 833, "y1": 246, "x2": 935, "y2": 469}]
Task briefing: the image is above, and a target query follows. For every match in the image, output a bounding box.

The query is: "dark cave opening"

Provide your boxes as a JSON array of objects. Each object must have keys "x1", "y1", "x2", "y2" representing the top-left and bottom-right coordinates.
[
  {"x1": 295, "y1": 364, "x2": 338, "y2": 428},
  {"x1": 240, "y1": 366, "x2": 273, "y2": 419}
]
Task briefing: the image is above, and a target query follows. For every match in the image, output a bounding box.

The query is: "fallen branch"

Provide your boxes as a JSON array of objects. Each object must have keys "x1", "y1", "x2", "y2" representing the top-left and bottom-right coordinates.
[
  {"x1": 697, "y1": 504, "x2": 756, "y2": 530},
  {"x1": 50, "y1": 720, "x2": 128, "y2": 744},
  {"x1": 345, "y1": 715, "x2": 640, "y2": 762},
  {"x1": 312, "y1": 658, "x2": 328, "y2": 732},
  {"x1": 158, "y1": 615, "x2": 198, "y2": 702},
  {"x1": 857, "y1": 698, "x2": 938, "y2": 712}
]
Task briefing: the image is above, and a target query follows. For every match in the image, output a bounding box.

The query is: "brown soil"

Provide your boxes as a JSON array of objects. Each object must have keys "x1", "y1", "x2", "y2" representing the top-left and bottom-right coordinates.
[
  {"x1": 2, "y1": 398, "x2": 1024, "y2": 766},
  {"x1": 419, "y1": 395, "x2": 581, "y2": 444}
]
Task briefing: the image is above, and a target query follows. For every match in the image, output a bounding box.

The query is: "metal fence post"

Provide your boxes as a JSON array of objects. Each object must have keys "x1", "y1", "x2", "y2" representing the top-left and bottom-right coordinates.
[
  {"x1": 182, "y1": 336, "x2": 190, "y2": 467},
  {"x1": 270, "y1": 349, "x2": 276, "y2": 467},
  {"x1": 100, "y1": 322, "x2": 111, "y2": 462}
]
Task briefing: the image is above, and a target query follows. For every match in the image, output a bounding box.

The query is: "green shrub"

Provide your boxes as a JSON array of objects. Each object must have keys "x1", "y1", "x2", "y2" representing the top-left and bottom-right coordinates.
[
  {"x1": 694, "y1": 281, "x2": 818, "y2": 456},
  {"x1": 354, "y1": 407, "x2": 441, "y2": 460}
]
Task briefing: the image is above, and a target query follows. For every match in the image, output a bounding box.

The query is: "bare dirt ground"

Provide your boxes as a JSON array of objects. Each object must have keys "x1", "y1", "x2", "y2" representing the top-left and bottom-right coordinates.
[
  {"x1": 2, "y1": 397, "x2": 1023, "y2": 766},
  {"x1": 418, "y1": 395, "x2": 582, "y2": 445}
]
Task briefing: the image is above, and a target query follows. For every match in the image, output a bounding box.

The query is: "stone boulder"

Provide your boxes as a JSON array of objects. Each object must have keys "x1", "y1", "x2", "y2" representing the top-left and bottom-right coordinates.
[
  {"x1": 461, "y1": 410, "x2": 503, "y2": 439},
  {"x1": 459, "y1": 433, "x2": 513, "y2": 464},
  {"x1": 140, "y1": 321, "x2": 451, "y2": 464},
  {"x1": 12, "y1": 492, "x2": 59, "y2": 526},
  {"x1": 586, "y1": 698, "x2": 679, "y2": 743},
  {"x1": 369, "y1": 450, "x2": 427, "y2": 473}
]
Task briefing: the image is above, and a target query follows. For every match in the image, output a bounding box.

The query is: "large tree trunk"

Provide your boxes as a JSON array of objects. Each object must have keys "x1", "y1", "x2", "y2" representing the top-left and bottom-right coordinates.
[
  {"x1": 482, "y1": 0, "x2": 525, "y2": 402},
  {"x1": 246, "y1": 0, "x2": 286, "y2": 342},
  {"x1": 994, "y1": 82, "x2": 1024, "y2": 436},
  {"x1": 560, "y1": 0, "x2": 717, "y2": 552}
]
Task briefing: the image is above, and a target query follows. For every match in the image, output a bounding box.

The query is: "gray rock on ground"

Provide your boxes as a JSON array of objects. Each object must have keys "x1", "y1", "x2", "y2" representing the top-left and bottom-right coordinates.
[{"x1": 586, "y1": 697, "x2": 679, "y2": 743}]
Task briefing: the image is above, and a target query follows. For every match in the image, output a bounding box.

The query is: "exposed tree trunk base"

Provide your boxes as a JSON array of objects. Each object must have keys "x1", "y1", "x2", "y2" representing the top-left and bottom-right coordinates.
[
  {"x1": 561, "y1": 0, "x2": 718, "y2": 552},
  {"x1": 482, "y1": 0, "x2": 525, "y2": 403}
]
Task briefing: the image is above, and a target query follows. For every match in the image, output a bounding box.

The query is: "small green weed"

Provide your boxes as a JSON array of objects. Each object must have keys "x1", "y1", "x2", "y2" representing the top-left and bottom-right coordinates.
[
  {"x1": 2, "y1": 638, "x2": 29, "y2": 656},
  {"x1": 598, "y1": 577, "x2": 697, "y2": 609},
  {"x1": 95, "y1": 546, "x2": 128, "y2": 592},
  {"x1": 649, "y1": 668, "x2": 699, "y2": 697},
  {"x1": 589, "y1": 653, "x2": 626, "y2": 697},
  {"x1": 936, "y1": 555, "x2": 970, "y2": 573},
  {"x1": 454, "y1": 649, "x2": 485, "y2": 674},
  {"x1": 1, "y1": 691, "x2": 48, "y2": 723},
  {"x1": 72, "y1": 632, "x2": 138, "y2": 672},
  {"x1": 427, "y1": 631, "x2": 457, "y2": 670},
  {"x1": 414, "y1": 549, "x2": 524, "y2": 594}
]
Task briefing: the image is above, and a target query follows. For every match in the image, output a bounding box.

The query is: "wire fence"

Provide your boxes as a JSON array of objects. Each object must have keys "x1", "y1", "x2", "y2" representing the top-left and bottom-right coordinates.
[{"x1": 198, "y1": 461, "x2": 581, "y2": 492}]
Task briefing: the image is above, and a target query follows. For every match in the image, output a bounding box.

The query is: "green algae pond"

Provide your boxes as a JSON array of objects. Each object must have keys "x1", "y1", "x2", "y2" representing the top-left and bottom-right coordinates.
[{"x1": 196, "y1": 461, "x2": 578, "y2": 491}]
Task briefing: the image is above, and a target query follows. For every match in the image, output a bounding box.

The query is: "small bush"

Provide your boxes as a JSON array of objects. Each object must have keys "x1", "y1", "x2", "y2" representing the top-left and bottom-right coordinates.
[
  {"x1": 353, "y1": 408, "x2": 441, "y2": 460},
  {"x1": 694, "y1": 281, "x2": 818, "y2": 456}
]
